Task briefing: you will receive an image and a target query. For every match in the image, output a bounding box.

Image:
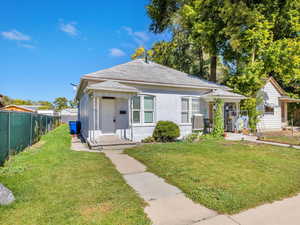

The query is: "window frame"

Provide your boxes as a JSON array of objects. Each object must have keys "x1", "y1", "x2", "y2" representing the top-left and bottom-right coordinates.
[
  {"x1": 143, "y1": 95, "x2": 155, "y2": 123},
  {"x1": 132, "y1": 96, "x2": 141, "y2": 124},
  {"x1": 181, "y1": 97, "x2": 201, "y2": 124},
  {"x1": 132, "y1": 95, "x2": 156, "y2": 125},
  {"x1": 264, "y1": 104, "x2": 275, "y2": 115},
  {"x1": 181, "y1": 97, "x2": 190, "y2": 124}
]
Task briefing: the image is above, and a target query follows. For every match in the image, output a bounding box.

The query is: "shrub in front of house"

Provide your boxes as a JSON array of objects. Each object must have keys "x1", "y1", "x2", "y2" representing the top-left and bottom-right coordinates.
[
  {"x1": 153, "y1": 121, "x2": 180, "y2": 142},
  {"x1": 184, "y1": 133, "x2": 200, "y2": 143},
  {"x1": 141, "y1": 136, "x2": 156, "y2": 143}
]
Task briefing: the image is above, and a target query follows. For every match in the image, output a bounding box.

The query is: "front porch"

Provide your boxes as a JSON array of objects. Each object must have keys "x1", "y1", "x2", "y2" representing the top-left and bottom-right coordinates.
[
  {"x1": 85, "y1": 80, "x2": 138, "y2": 147},
  {"x1": 88, "y1": 134, "x2": 136, "y2": 150},
  {"x1": 201, "y1": 89, "x2": 246, "y2": 132}
]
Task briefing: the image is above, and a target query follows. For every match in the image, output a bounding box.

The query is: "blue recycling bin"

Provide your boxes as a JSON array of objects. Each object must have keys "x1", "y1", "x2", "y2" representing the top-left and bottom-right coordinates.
[{"x1": 69, "y1": 121, "x2": 80, "y2": 134}]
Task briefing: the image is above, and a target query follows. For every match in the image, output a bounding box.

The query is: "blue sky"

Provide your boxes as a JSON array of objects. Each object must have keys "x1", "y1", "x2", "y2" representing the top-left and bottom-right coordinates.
[{"x1": 0, "y1": 0, "x2": 168, "y2": 102}]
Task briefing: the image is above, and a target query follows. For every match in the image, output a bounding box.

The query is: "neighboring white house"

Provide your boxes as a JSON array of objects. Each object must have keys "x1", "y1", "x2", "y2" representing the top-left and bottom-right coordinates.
[
  {"x1": 37, "y1": 109, "x2": 57, "y2": 116},
  {"x1": 60, "y1": 108, "x2": 78, "y2": 123},
  {"x1": 257, "y1": 77, "x2": 300, "y2": 131},
  {"x1": 75, "y1": 59, "x2": 246, "y2": 145}
]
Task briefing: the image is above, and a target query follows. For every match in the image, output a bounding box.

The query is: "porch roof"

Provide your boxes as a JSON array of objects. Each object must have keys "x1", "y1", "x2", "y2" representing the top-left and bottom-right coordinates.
[
  {"x1": 86, "y1": 80, "x2": 139, "y2": 93},
  {"x1": 200, "y1": 89, "x2": 246, "y2": 101},
  {"x1": 279, "y1": 96, "x2": 300, "y2": 103}
]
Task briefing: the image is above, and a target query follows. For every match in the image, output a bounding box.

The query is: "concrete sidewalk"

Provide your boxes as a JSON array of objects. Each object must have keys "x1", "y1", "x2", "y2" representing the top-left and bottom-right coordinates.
[
  {"x1": 103, "y1": 150, "x2": 217, "y2": 225},
  {"x1": 226, "y1": 132, "x2": 300, "y2": 149},
  {"x1": 104, "y1": 149, "x2": 300, "y2": 225}
]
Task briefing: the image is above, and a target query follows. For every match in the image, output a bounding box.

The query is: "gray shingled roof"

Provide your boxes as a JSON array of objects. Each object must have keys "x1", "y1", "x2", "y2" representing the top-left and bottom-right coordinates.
[
  {"x1": 87, "y1": 80, "x2": 139, "y2": 93},
  {"x1": 83, "y1": 59, "x2": 230, "y2": 90},
  {"x1": 201, "y1": 89, "x2": 246, "y2": 99}
]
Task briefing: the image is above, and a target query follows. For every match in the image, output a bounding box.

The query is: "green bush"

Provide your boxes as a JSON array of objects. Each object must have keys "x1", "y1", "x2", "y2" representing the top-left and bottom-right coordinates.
[
  {"x1": 141, "y1": 136, "x2": 156, "y2": 143},
  {"x1": 184, "y1": 133, "x2": 200, "y2": 143},
  {"x1": 153, "y1": 121, "x2": 180, "y2": 142},
  {"x1": 212, "y1": 98, "x2": 224, "y2": 137}
]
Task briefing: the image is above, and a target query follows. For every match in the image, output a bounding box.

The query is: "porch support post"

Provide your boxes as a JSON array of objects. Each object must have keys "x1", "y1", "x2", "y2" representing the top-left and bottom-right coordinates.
[
  {"x1": 235, "y1": 102, "x2": 240, "y2": 116},
  {"x1": 235, "y1": 102, "x2": 240, "y2": 132},
  {"x1": 284, "y1": 101, "x2": 288, "y2": 124},
  {"x1": 93, "y1": 92, "x2": 96, "y2": 144},
  {"x1": 128, "y1": 97, "x2": 133, "y2": 141}
]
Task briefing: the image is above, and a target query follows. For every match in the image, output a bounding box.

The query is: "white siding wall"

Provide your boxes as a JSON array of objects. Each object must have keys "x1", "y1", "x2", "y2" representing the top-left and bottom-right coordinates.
[
  {"x1": 257, "y1": 81, "x2": 282, "y2": 131},
  {"x1": 129, "y1": 86, "x2": 209, "y2": 141},
  {"x1": 79, "y1": 84, "x2": 210, "y2": 142}
]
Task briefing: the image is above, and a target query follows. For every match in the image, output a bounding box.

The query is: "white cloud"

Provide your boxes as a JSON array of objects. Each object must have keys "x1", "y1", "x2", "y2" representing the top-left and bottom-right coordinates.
[
  {"x1": 59, "y1": 21, "x2": 78, "y2": 36},
  {"x1": 109, "y1": 48, "x2": 126, "y2": 57},
  {"x1": 19, "y1": 43, "x2": 35, "y2": 49},
  {"x1": 1, "y1": 29, "x2": 31, "y2": 41},
  {"x1": 134, "y1": 31, "x2": 150, "y2": 43},
  {"x1": 122, "y1": 26, "x2": 150, "y2": 46}
]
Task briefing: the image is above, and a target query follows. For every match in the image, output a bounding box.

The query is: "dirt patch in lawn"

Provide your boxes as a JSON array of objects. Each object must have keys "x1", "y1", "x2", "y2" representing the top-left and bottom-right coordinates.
[
  {"x1": 30, "y1": 140, "x2": 46, "y2": 149},
  {"x1": 261, "y1": 130, "x2": 300, "y2": 137},
  {"x1": 80, "y1": 202, "x2": 113, "y2": 218}
]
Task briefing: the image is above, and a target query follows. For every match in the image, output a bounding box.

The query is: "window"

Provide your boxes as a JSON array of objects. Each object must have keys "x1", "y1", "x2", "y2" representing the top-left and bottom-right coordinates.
[
  {"x1": 264, "y1": 104, "x2": 274, "y2": 115},
  {"x1": 132, "y1": 95, "x2": 155, "y2": 124},
  {"x1": 132, "y1": 96, "x2": 141, "y2": 123},
  {"x1": 181, "y1": 97, "x2": 201, "y2": 123},
  {"x1": 192, "y1": 98, "x2": 201, "y2": 117},
  {"x1": 181, "y1": 98, "x2": 189, "y2": 123},
  {"x1": 144, "y1": 96, "x2": 154, "y2": 123}
]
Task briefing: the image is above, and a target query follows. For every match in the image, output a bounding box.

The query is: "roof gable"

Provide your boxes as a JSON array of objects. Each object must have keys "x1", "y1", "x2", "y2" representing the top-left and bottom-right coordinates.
[
  {"x1": 82, "y1": 59, "x2": 230, "y2": 90},
  {"x1": 1, "y1": 105, "x2": 35, "y2": 112},
  {"x1": 266, "y1": 77, "x2": 286, "y2": 96}
]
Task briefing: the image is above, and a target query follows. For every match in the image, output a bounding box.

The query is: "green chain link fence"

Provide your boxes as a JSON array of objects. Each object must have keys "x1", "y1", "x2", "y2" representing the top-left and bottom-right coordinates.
[{"x1": 0, "y1": 110, "x2": 61, "y2": 165}]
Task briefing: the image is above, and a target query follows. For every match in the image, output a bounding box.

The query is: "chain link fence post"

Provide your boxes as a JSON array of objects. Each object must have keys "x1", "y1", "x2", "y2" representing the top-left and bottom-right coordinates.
[
  {"x1": 30, "y1": 113, "x2": 33, "y2": 145},
  {"x1": 8, "y1": 111, "x2": 11, "y2": 156}
]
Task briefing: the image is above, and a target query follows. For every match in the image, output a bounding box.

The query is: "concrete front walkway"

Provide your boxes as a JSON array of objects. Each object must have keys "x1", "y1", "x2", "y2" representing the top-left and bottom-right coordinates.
[
  {"x1": 104, "y1": 148, "x2": 300, "y2": 225},
  {"x1": 103, "y1": 149, "x2": 217, "y2": 225}
]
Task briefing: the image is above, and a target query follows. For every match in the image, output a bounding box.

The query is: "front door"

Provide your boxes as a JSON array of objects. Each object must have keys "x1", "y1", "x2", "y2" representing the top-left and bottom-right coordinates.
[{"x1": 102, "y1": 99, "x2": 116, "y2": 134}]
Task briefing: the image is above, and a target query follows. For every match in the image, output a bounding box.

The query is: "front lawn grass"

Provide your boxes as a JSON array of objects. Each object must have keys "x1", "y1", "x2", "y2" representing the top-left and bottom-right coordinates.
[
  {"x1": 0, "y1": 125, "x2": 150, "y2": 225},
  {"x1": 125, "y1": 140, "x2": 300, "y2": 214}
]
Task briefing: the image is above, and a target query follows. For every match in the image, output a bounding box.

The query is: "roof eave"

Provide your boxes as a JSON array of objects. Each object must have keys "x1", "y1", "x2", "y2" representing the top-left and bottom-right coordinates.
[
  {"x1": 86, "y1": 86, "x2": 139, "y2": 93},
  {"x1": 75, "y1": 78, "x2": 87, "y2": 101}
]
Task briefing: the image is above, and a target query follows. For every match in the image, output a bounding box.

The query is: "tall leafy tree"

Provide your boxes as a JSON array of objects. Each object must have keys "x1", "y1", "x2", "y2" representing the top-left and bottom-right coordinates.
[
  {"x1": 37, "y1": 101, "x2": 54, "y2": 110},
  {"x1": 53, "y1": 97, "x2": 68, "y2": 111},
  {"x1": 147, "y1": 0, "x2": 227, "y2": 82}
]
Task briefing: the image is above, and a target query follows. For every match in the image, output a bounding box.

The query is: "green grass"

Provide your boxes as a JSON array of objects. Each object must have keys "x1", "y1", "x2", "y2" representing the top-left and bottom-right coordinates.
[
  {"x1": 125, "y1": 140, "x2": 300, "y2": 214},
  {"x1": 0, "y1": 125, "x2": 150, "y2": 225}
]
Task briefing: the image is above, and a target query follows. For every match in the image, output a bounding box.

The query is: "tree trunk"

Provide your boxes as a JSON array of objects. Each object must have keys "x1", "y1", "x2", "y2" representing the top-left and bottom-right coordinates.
[
  {"x1": 199, "y1": 47, "x2": 204, "y2": 76},
  {"x1": 210, "y1": 55, "x2": 217, "y2": 82}
]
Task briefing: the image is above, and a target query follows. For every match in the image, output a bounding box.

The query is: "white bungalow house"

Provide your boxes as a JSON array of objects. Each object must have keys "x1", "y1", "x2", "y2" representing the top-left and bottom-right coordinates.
[
  {"x1": 257, "y1": 77, "x2": 300, "y2": 131},
  {"x1": 75, "y1": 59, "x2": 246, "y2": 146}
]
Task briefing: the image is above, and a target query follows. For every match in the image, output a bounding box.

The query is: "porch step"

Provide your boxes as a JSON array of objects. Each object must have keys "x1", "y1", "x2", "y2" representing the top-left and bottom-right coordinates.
[{"x1": 88, "y1": 135, "x2": 136, "y2": 150}]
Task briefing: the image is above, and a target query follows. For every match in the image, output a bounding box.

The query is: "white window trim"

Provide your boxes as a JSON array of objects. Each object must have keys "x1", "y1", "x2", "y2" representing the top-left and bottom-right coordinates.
[
  {"x1": 132, "y1": 96, "x2": 141, "y2": 124},
  {"x1": 180, "y1": 96, "x2": 201, "y2": 125},
  {"x1": 132, "y1": 95, "x2": 156, "y2": 126}
]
